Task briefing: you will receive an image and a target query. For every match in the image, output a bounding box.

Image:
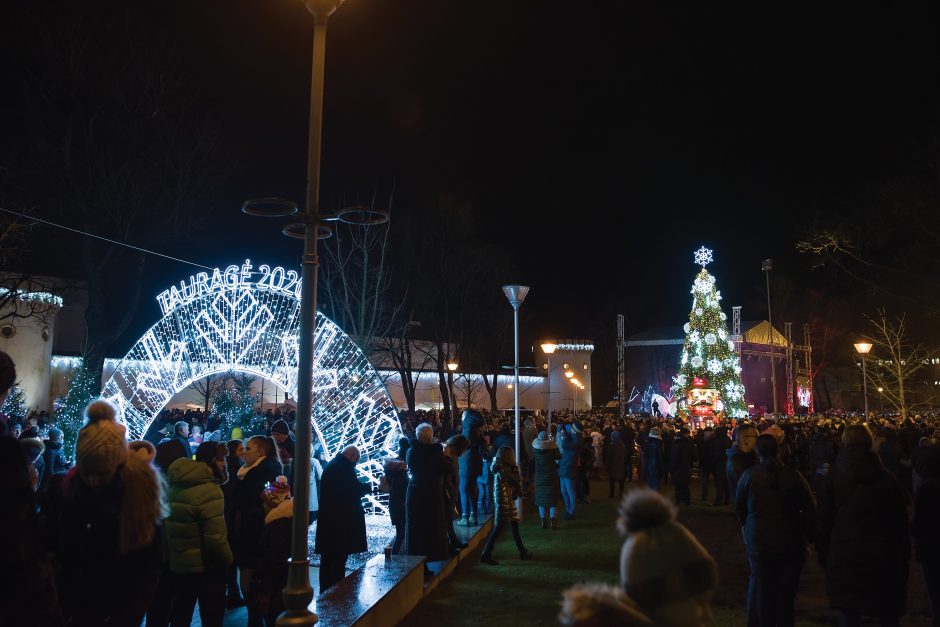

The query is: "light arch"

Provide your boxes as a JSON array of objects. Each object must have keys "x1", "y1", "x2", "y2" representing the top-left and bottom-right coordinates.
[{"x1": 100, "y1": 262, "x2": 401, "y2": 511}]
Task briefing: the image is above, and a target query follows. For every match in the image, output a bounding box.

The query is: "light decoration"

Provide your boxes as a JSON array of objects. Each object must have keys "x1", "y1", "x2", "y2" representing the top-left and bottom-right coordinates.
[
  {"x1": 554, "y1": 343, "x2": 595, "y2": 351},
  {"x1": 99, "y1": 260, "x2": 401, "y2": 515},
  {"x1": 672, "y1": 248, "x2": 748, "y2": 419},
  {"x1": 0, "y1": 287, "x2": 64, "y2": 308},
  {"x1": 694, "y1": 246, "x2": 714, "y2": 268}
]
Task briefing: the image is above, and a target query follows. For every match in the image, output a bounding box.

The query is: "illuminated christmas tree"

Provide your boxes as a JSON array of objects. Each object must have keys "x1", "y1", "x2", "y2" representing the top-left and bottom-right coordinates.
[
  {"x1": 55, "y1": 363, "x2": 97, "y2": 462},
  {"x1": 212, "y1": 372, "x2": 263, "y2": 438},
  {"x1": 0, "y1": 382, "x2": 27, "y2": 420},
  {"x1": 672, "y1": 247, "x2": 747, "y2": 421}
]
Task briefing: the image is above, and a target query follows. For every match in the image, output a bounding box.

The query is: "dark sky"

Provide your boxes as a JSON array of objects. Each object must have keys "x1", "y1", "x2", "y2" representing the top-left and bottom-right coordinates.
[
  {"x1": 165, "y1": 2, "x2": 940, "y2": 338},
  {"x1": 8, "y1": 1, "x2": 940, "y2": 383}
]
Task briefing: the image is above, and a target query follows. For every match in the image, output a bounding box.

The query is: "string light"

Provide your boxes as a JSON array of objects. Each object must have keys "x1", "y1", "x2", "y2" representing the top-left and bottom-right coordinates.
[{"x1": 100, "y1": 261, "x2": 402, "y2": 515}]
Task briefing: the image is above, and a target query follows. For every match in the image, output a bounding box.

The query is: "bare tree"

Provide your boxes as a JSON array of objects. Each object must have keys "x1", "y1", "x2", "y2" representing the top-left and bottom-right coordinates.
[
  {"x1": 376, "y1": 319, "x2": 435, "y2": 414},
  {"x1": 318, "y1": 192, "x2": 405, "y2": 352},
  {"x1": 189, "y1": 373, "x2": 226, "y2": 414},
  {"x1": 862, "y1": 309, "x2": 939, "y2": 419},
  {"x1": 454, "y1": 371, "x2": 485, "y2": 409}
]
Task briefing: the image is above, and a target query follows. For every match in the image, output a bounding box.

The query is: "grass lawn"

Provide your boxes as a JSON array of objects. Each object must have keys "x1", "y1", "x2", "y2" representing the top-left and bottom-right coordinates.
[{"x1": 399, "y1": 479, "x2": 834, "y2": 627}]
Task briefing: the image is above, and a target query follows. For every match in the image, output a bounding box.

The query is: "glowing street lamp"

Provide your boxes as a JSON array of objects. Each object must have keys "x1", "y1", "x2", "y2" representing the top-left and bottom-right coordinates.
[
  {"x1": 855, "y1": 341, "x2": 873, "y2": 419},
  {"x1": 447, "y1": 360, "x2": 459, "y2": 418},
  {"x1": 541, "y1": 342, "x2": 558, "y2": 434},
  {"x1": 565, "y1": 370, "x2": 574, "y2": 379},
  {"x1": 502, "y1": 285, "x2": 530, "y2": 471}
]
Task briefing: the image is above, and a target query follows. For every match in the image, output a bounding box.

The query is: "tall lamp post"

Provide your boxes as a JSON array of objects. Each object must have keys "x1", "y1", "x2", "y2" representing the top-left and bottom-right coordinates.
[
  {"x1": 541, "y1": 342, "x2": 557, "y2": 434},
  {"x1": 502, "y1": 285, "x2": 529, "y2": 473},
  {"x1": 565, "y1": 370, "x2": 574, "y2": 411},
  {"x1": 447, "y1": 360, "x2": 459, "y2": 418},
  {"x1": 762, "y1": 259, "x2": 779, "y2": 414},
  {"x1": 854, "y1": 341, "x2": 873, "y2": 420},
  {"x1": 242, "y1": 2, "x2": 389, "y2": 624}
]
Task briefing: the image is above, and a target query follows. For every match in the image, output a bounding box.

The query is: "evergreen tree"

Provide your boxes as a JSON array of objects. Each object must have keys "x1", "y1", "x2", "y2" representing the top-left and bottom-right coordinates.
[
  {"x1": 55, "y1": 364, "x2": 97, "y2": 462},
  {"x1": 0, "y1": 382, "x2": 28, "y2": 420},
  {"x1": 672, "y1": 248, "x2": 747, "y2": 419},
  {"x1": 212, "y1": 372, "x2": 262, "y2": 438}
]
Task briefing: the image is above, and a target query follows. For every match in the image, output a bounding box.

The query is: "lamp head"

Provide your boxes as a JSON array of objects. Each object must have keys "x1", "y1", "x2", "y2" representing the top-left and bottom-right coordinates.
[
  {"x1": 565, "y1": 370, "x2": 574, "y2": 379},
  {"x1": 541, "y1": 342, "x2": 557, "y2": 355},
  {"x1": 501, "y1": 285, "x2": 530, "y2": 310},
  {"x1": 304, "y1": 0, "x2": 345, "y2": 20},
  {"x1": 447, "y1": 361, "x2": 458, "y2": 372},
  {"x1": 854, "y1": 341, "x2": 873, "y2": 355}
]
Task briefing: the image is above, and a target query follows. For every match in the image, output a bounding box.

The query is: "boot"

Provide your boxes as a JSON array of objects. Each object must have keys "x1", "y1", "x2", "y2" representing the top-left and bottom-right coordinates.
[
  {"x1": 455, "y1": 515, "x2": 470, "y2": 527},
  {"x1": 541, "y1": 517, "x2": 548, "y2": 530},
  {"x1": 550, "y1": 518, "x2": 557, "y2": 530}
]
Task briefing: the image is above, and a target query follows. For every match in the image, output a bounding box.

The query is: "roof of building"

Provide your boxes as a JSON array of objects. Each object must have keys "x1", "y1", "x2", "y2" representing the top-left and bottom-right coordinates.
[{"x1": 625, "y1": 320, "x2": 789, "y2": 348}]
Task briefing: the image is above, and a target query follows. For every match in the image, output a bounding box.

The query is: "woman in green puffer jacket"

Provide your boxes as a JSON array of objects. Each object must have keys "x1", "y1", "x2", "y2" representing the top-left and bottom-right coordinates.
[{"x1": 165, "y1": 441, "x2": 233, "y2": 627}]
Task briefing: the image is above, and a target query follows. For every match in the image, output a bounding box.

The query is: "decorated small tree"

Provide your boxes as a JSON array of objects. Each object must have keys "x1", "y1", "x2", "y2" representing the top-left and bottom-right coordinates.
[
  {"x1": 672, "y1": 247, "x2": 747, "y2": 422},
  {"x1": 55, "y1": 363, "x2": 98, "y2": 462},
  {"x1": 0, "y1": 382, "x2": 28, "y2": 420},
  {"x1": 212, "y1": 372, "x2": 263, "y2": 438}
]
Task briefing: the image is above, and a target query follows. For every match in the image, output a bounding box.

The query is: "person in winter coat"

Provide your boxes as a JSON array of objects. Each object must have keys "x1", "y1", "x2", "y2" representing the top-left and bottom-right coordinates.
[
  {"x1": 736, "y1": 434, "x2": 816, "y2": 627},
  {"x1": 558, "y1": 489, "x2": 718, "y2": 627},
  {"x1": 591, "y1": 431, "x2": 605, "y2": 478},
  {"x1": 643, "y1": 428, "x2": 665, "y2": 491},
  {"x1": 165, "y1": 442, "x2": 234, "y2": 626},
  {"x1": 710, "y1": 426, "x2": 732, "y2": 505},
  {"x1": 606, "y1": 431, "x2": 627, "y2": 498},
  {"x1": 480, "y1": 446, "x2": 531, "y2": 564},
  {"x1": 315, "y1": 445, "x2": 371, "y2": 593},
  {"x1": 270, "y1": 419, "x2": 295, "y2": 477},
  {"x1": 477, "y1": 436, "x2": 493, "y2": 515},
  {"x1": 558, "y1": 422, "x2": 583, "y2": 519},
  {"x1": 254, "y1": 476, "x2": 293, "y2": 625},
  {"x1": 727, "y1": 424, "x2": 759, "y2": 500},
  {"x1": 232, "y1": 435, "x2": 282, "y2": 624},
  {"x1": 40, "y1": 427, "x2": 68, "y2": 492},
  {"x1": 457, "y1": 409, "x2": 484, "y2": 527},
  {"x1": 405, "y1": 423, "x2": 452, "y2": 576},
  {"x1": 54, "y1": 399, "x2": 165, "y2": 627},
  {"x1": 817, "y1": 424, "x2": 910, "y2": 627},
  {"x1": 384, "y1": 437, "x2": 410, "y2": 554},
  {"x1": 0, "y1": 434, "x2": 65, "y2": 627},
  {"x1": 523, "y1": 416, "x2": 538, "y2": 490},
  {"x1": 670, "y1": 427, "x2": 693, "y2": 506},
  {"x1": 222, "y1": 439, "x2": 245, "y2": 606},
  {"x1": 533, "y1": 431, "x2": 562, "y2": 529},
  {"x1": 443, "y1": 435, "x2": 469, "y2": 553},
  {"x1": 912, "y1": 434, "x2": 940, "y2": 626}
]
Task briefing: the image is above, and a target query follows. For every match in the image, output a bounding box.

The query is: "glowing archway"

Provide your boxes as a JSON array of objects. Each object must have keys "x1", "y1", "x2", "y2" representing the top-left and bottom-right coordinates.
[{"x1": 100, "y1": 260, "x2": 401, "y2": 511}]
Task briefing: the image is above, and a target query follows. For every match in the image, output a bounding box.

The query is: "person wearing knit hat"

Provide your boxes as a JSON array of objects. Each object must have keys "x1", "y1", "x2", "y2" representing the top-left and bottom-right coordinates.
[
  {"x1": 255, "y1": 475, "x2": 294, "y2": 624},
  {"x1": 56, "y1": 398, "x2": 165, "y2": 626},
  {"x1": 533, "y1": 430, "x2": 562, "y2": 529},
  {"x1": 270, "y1": 419, "x2": 295, "y2": 476},
  {"x1": 76, "y1": 398, "x2": 129, "y2": 487},
  {"x1": 129, "y1": 440, "x2": 157, "y2": 463},
  {"x1": 559, "y1": 488, "x2": 717, "y2": 626}
]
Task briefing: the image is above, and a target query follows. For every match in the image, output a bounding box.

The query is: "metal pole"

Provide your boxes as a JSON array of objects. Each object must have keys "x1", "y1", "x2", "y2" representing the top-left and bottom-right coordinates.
[
  {"x1": 861, "y1": 355, "x2": 869, "y2": 420},
  {"x1": 278, "y1": 12, "x2": 329, "y2": 627},
  {"x1": 764, "y1": 266, "x2": 778, "y2": 414},
  {"x1": 513, "y1": 307, "x2": 521, "y2": 470},
  {"x1": 546, "y1": 353, "x2": 552, "y2": 436}
]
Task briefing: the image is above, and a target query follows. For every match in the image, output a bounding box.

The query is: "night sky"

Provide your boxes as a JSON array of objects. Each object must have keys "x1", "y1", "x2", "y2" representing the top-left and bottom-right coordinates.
[{"x1": 6, "y1": 2, "x2": 940, "y2": 393}]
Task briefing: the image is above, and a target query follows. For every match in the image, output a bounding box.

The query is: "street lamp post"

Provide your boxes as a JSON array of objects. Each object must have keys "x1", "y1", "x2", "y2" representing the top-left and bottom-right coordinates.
[
  {"x1": 502, "y1": 285, "x2": 529, "y2": 474},
  {"x1": 855, "y1": 341, "x2": 873, "y2": 420},
  {"x1": 541, "y1": 342, "x2": 557, "y2": 435},
  {"x1": 242, "y1": 2, "x2": 390, "y2": 623},
  {"x1": 565, "y1": 370, "x2": 574, "y2": 411},
  {"x1": 762, "y1": 259, "x2": 778, "y2": 414},
  {"x1": 447, "y1": 360, "x2": 459, "y2": 418}
]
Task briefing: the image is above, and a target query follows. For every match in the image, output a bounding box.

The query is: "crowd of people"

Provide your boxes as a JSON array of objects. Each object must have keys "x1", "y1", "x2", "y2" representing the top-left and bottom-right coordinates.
[{"x1": 2, "y1": 344, "x2": 939, "y2": 627}]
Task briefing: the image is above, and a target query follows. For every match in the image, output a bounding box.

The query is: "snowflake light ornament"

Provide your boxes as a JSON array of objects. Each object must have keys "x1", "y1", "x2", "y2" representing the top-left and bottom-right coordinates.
[
  {"x1": 707, "y1": 358, "x2": 723, "y2": 375},
  {"x1": 694, "y1": 246, "x2": 713, "y2": 268}
]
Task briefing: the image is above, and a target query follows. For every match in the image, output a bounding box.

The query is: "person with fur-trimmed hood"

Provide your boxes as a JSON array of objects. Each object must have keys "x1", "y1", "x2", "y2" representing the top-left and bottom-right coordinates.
[
  {"x1": 533, "y1": 430, "x2": 562, "y2": 529},
  {"x1": 559, "y1": 488, "x2": 718, "y2": 627},
  {"x1": 457, "y1": 408, "x2": 485, "y2": 527},
  {"x1": 480, "y1": 445, "x2": 531, "y2": 565},
  {"x1": 52, "y1": 399, "x2": 166, "y2": 627}
]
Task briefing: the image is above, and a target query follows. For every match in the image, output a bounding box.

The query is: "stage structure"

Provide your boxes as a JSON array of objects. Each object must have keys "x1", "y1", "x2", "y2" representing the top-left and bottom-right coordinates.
[{"x1": 99, "y1": 260, "x2": 401, "y2": 514}]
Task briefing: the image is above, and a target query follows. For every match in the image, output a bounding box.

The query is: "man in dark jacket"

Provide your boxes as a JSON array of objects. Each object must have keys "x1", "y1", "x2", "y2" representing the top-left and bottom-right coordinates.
[
  {"x1": 314, "y1": 445, "x2": 371, "y2": 593},
  {"x1": 726, "y1": 423, "x2": 759, "y2": 626},
  {"x1": 710, "y1": 426, "x2": 732, "y2": 505},
  {"x1": 457, "y1": 409, "x2": 484, "y2": 526},
  {"x1": 558, "y1": 423, "x2": 582, "y2": 520},
  {"x1": 817, "y1": 424, "x2": 910, "y2": 626},
  {"x1": 40, "y1": 427, "x2": 69, "y2": 491},
  {"x1": 736, "y1": 434, "x2": 816, "y2": 627},
  {"x1": 670, "y1": 427, "x2": 693, "y2": 505}
]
